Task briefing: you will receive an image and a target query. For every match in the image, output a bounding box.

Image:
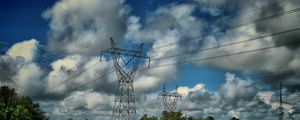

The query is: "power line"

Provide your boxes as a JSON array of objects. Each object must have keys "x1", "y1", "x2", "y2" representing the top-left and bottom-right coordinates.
[
  {"x1": 63, "y1": 67, "x2": 117, "y2": 99},
  {"x1": 238, "y1": 0, "x2": 289, "y2": 16},
  {"x1": 140, "y1": 37, "x2": 300, "y2": 71},
  {"x1": 152, "y1": 27, "x2": 300, "y2": 61},
  {"x1": 90, "y1": 28, "x2": 300, "y2": 108},
  {"x1": 86, "y1": 0, "x2": 292, "y2": 50},
  {"x1": 47, "y1": 61, "x2": 100, "y2": 91},
  {"x1": 101, "y1": 38, "x2": 149, "y2": 120},
  {"x1": 47, "y1": 28, "x2": 300, "y2": 117},
  {"x1": 152, "y1": 6, "x2": 300, "y2": 50}
]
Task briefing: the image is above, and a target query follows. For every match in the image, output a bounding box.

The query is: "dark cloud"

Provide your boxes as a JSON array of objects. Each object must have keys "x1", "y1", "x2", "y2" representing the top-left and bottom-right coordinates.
[
  {"x1": 275, "y1": 32, "x2": 300, "y2": 50},
  {"x1": 0, "y1": 55, "x2": 18, "y2": 84},
  {"x1": 255, "y1": 0, "x2": 300, "y2": 90},
  {"x1": 261, "y1": 71, "x2": 297, "y2": 87}
]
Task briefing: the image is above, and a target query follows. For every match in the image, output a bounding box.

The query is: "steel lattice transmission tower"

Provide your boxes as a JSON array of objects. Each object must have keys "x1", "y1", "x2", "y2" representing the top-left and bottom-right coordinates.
[
  {"x1": 101, "y1": 38, "x2": 150, "y2": 120},
  {"x1": 279, "y1": 81, "x2": 284, "y2": 120},
  {"x1": 158, "y1": 83, "x2": 182, "y2": 112}
]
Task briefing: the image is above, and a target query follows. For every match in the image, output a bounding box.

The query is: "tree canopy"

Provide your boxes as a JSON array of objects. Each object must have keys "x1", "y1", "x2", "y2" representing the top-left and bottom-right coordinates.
[
  {"x1": 140, "y1": 111, "x2": 214, "y2": 120},
  {"x1": 0, "y1": 86, "x2": 49, "y2": 120},
  {"x1": 231, "y1": 117, "x2": 240, "y2": 120}
]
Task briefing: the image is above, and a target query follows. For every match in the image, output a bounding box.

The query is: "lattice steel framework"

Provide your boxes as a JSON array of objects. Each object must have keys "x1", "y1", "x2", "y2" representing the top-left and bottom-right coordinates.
[
  {"x1": 101, "y1": 38, "x2": 149, "y2": 120},
  {"x1": 158, "y1": 84, "x2": 182, "y2": 112},
  {"x1": 279, "y1": 81, "x2": 284, "y2": 120}
]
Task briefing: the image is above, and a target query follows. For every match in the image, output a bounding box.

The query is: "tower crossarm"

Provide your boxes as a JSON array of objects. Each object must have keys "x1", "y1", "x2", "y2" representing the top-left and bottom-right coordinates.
[{"x1": 101, "y1": 48, "x2": 149, "y2": 59}]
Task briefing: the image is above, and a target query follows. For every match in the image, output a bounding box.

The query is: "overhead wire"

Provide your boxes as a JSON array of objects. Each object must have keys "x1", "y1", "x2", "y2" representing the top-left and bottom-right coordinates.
[
  {"x1": 80, "y1": 0, "x2": 291, "y2": 49},
  {"x1": 57, "y1": 67, "x2": 117, "y2": 101},
  {"x1": 152, "y1": 6, "x2": 300, "y2": 50},
  {"x1": 46, "y1": 2, "x2": 300, "y2": 115},
  {"x1": 47, "y1": 61, "x2": 101, "y2": 91},
  {"x1": 143, "y1": 38, "x2": 300, "y2": 70},
  {"x1": 152, "y1": 27, "x2": 300, "y2": 61},
  {"x1": 238, "y1": 0, "x2": 288, "y2": 16},
  {"x1": 60, "y1": 27, "x2": 300, "y2": 114}
]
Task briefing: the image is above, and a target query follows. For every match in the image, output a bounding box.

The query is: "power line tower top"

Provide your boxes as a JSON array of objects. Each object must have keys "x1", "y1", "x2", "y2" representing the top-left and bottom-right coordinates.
[
  {"x1": 100, "y1": 38, "x2": 150, "y2": 120},
  {"x1": 158, "y1": 84, "x2": 182, "y2": 112},
  {"x1": 101, "y1": 38, "x2": 150, "y2": 62},
  {"x1": 158, "y1": 83, "x2": 170, "y2": 98}
]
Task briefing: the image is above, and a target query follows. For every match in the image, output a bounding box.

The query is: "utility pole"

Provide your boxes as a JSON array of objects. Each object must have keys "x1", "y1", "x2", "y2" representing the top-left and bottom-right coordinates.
[
  {"x1": 158, "y1": 84, "x2": 182, "y2": 120},
  {"x1": 101, "y1": 38, "x2": 150, "y2": 120},
  {"x1": 279, "y1": 81, "x2": 284, "y2": 120}
]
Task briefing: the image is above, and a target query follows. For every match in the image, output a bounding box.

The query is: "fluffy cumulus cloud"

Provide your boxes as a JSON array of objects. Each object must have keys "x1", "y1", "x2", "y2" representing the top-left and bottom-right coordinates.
[
  {"x1": 7, "y1": 39, "x2": 38, "y2": 62},
  {"x1": 174, "y1": 73, "x2": 300, "y2": 119},
  {"x1": 45, "y1": 54, "x2": 116, "y2": 96},
  {"x1": 44, "y1": 0, "x2": 129, "y2": 54},
  {"x1": 42, "y1": 0, "x2": 300, "y2": 119},
  {"x1": 220, "y1": 73, "x2": 259, "y2": 104},
  {"x1": 0, "y1": 39, "x2": 45, "y2": 98},
  {"x1": 132, "y1": 73, "x2": 300, "y2": 119},
  {"x1": 59, "y1": 91, "x2": 114, "y2": 111},
  {"x1": 40, "y1": 91, "x2": 114, "y2": 120},
  {"x1": 2, "y1": 0, "x2": 300, "y2": 119},
  {"x1": 128, "y1": 3, "x2": 205, "y2": 95},
  {"x1": 190, "y1": 0, "x2": 300, "y2": 90}
]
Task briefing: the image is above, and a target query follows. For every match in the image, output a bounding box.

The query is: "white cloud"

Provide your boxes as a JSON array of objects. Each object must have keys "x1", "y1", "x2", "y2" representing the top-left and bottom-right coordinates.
[
  {"x1": 258, "y1": 91, "x2": 274, "y2": 104},
  {"x1": 59, "y1": 90, "x2": 114, "y2": 110},
  {"x1": 177, "y1": 83, "x2": 205, "y2": 95},
  {"x1": 2, "y1": 0, "x2": 300, "y2": 119},
  {"x1": 45, "y1": 54, "x2": 116, "y2": 97},
  {"x1": 44, "y1": 0, "x2": 129, "y2": 54},
  {"x1": 128, "y1": 3, "x2": 205, "y2": 94},
  {"x1": 0, "y1": 39, "x2": 46, "y2": 98},
  {"x1": 220, "y1": 72, "x2": 258, "y2": 102},
  {"x1": 15, "y1": 63, "x2": 44, "y2": 97},
  {"x1": 7, "y1": 39, "x2": 39, "y2": 62}
]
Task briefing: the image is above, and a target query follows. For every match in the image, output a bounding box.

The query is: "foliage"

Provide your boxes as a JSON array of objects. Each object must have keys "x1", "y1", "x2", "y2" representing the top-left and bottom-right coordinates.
[
  {"x1": 140, "y1": 111, "x2": 214, "y2": 120},
  {"x1": 0, "y1": 86, "x2": 49, "y2": 120},
  {"x1": 160, "y1": 111, "x2": 184, "y2": 120},
  {"x1": 231, "y1": 117, "x2": 239, "y2": 120},
  {"x1": 140, "y1": 114, "x2": 158, "y2": 120}
]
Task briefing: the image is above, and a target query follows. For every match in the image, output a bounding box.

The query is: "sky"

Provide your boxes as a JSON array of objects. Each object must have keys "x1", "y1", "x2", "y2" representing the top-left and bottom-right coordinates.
[{"x1": 0, "y1": 0, "x2": 300, "y2": 119}]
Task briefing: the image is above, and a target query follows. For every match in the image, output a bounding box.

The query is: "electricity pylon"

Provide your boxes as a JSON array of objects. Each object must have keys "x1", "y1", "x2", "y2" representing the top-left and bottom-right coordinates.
[
  {"x1": 101, "y1": 38, "x2": 150, "y2": 120},
  {"x1": 158, "y1": 83, "x2": 182, "y2": 119},
  {"x1": 279, "y1": 81, "x2": 284, "y2": 120},
  {"x1": 170, "y1": 85, "x2": 182, "y2": 110}
]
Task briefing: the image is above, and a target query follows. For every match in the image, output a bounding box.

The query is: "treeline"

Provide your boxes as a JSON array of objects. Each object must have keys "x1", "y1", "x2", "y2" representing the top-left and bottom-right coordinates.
[
  {"x1": 0, "y1": 86, "x2": 49, "y2": 120},
  {"x1": 140, "y1": 111, "x2": 214, "y2": 120},
  {"x1": 140, "y1": 111, "x2": 240, "y2": 120}
]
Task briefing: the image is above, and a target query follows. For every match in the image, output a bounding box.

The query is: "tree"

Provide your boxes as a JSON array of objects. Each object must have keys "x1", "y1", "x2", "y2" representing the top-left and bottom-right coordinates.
[
  {"x1": 140, "y1": 111, "x2": 215, "y2": 120},
  {"x1": 205, "y1": 116, "x2": 214, "y2": 120},
  {"x1": 140, "y1": 114, "x2": 158, "y2": 120},
  {"x1": 160, "y1": 111, "x2": 185, "y2": 120},
  {"x1": 231, "y1": 117, "x2": 239, "y2": 120},
  {"x1": 0, "y1": 86, "x2": 49, "y2": 120}
]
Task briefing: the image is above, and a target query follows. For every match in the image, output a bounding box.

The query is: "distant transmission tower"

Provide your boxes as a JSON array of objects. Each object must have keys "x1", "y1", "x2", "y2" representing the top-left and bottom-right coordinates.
[
  {"x1": 279, "y1": 81, "x2": 284, "y2": 120},
  {"x1": 101, "y1": 38, "x2": 150, "y2": 120},
  {"x1": 158, "y1": 83, "x2": 182, "y2": 119}
]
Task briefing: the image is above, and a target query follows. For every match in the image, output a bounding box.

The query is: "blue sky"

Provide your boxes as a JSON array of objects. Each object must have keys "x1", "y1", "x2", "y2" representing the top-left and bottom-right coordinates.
[
  {"x1": 0, "y1": 0, "x2": 238, "y2": 91},
  {"x1": 1, "y1": 0, "x2": 300, "y2": 119},
  {"x1": 0, "y1": 0, "x2": 58, "y2": 45}
]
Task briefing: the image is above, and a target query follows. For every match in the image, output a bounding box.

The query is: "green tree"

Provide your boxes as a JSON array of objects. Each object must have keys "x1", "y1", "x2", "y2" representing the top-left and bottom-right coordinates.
[
  {"x1": 231, "y1": 117, "x2": 239, "y2": 120},
  {"x1": 205, "y1": 116, "x2": 214, "y2": 120},
  {"x1": 0, "y1": 86, "x2": 49, "y2": 120},
  {"x1": 160, "y1": 111, "x2": 186, "y2": 120},
  {"x1": 140, "y1": 114, "x2": 158, "y2": 120}
]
